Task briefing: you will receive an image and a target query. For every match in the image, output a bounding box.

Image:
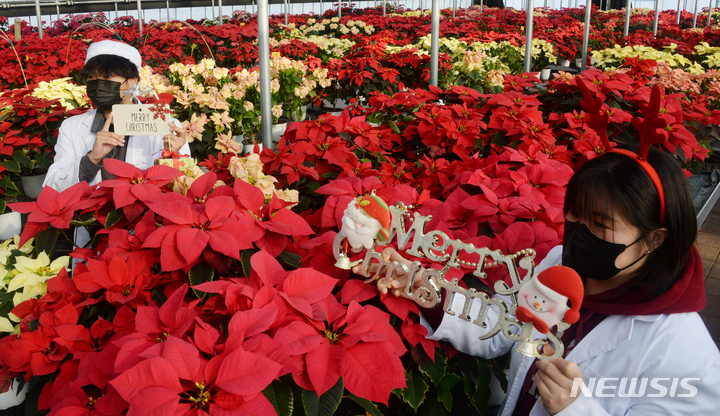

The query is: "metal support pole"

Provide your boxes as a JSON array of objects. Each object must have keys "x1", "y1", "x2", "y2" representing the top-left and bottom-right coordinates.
[
  {"x1": 258, "y1": 0, "x2": 272, "y2": 148},
  {"x1": 453, "y1": 0, "x2": 456, "y2": 17},
  {"x1": 480, "y1": 0, "x2": 483, "y2": 13},
  {"x1": 421, "y1": 0, "x2": 424, "y2": 13},
  {"x1": 624, "y1": 0, "x2": 631, "y2": 38},
  {"x1": 219, "y1": 0, "x2": 223, "y2": 22},
  {"x1": 56, "y1": 2, "x2": 60, "y2": 24},
  {"x1": 339, "y1": 0, "x2": 342, "y2": 18},
  {"x1": 284, "y1": 0, "x2": 287, "y2": 25},
  {"x1": 581, "y1": 0, "x2": 591, "y2": 71},
  {"x1": 693, "y1": 0, "x2": 699, "y2": 27},
  {"x1": 524, "y1": 0, "x2": 534, "y2": 73},
  {"x1": 430, "y1": 0, "x2": 439, "y2": 86},
  {"x1": 653, "y1": 0, "x2": 660, "y2": 36},
  {"x1": 35, "y1": 0, "x2": 42, "y2": 39},
  {"x1": 114, "y1": 0, "x2": 119, "y2": 21},
  {"x1": 708, "y1": 0, "x2": 714, "y2": 26},
  {"x1": 14, "y1": 18, "x2": 22, "y2": 41},
  {"x1": 167, "y1": 0, "x2": 171, "y2": 21},
  {"x1": 137, "y1": 0, "x2": 143, "y2": 36},
  {"x1": 383, "y1": 0, "x2": 386, "y2": 16},
  {"x1": 677, "y1": 0, "x2": 682, "y2": 23}
]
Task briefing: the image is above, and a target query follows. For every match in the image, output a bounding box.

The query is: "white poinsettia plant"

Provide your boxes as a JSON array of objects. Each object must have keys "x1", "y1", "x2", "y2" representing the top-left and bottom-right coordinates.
[{"x1": 0, "y1": 236, "x2": 69, "y2": 336}]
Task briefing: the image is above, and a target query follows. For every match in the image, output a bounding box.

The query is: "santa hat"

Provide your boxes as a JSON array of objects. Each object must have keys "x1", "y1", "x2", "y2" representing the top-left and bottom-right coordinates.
[
  {"x1": 85, "y1": 40, "x2": 142, "y2": 73},
  {"x1": 354, "y1": 194, "x2": 391, "y2": 242},
  {"x1": 534, "y1": 266, "x2": 584, "y2": 324}
]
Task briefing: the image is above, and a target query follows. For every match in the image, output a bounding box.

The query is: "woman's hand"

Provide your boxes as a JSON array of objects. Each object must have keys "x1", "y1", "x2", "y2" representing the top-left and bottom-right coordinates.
[
  {"x1": 89, "y1": 114, "x2": 125, "y2": 165},
  {"x1": 535, "y1": 357, "x2": 584, "y2": 414},
  {"x1": 164, "y1": 123, "x2": 187, "y2": 153},
  {"x1": 352, "y1": 247, "x2": 425, "y2": 297}
]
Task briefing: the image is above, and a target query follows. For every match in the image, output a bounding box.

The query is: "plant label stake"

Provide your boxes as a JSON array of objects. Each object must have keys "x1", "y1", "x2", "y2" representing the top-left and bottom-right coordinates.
[{"x1": 334, "y1": 200, "x2": 584, "y2": 360}]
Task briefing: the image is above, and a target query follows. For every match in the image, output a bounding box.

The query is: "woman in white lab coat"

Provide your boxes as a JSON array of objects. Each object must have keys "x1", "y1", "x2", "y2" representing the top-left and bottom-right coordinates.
[
  {"x1": 370, "y1": 146, "x2": 720, "y2": 415},
  {"x1": 44, "y1": 39, "x2": 190, "y2": 191}
]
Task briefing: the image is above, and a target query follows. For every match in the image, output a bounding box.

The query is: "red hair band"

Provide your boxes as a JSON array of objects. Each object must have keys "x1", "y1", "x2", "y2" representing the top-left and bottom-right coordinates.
[{"x1": 575, "y1": 78, "x2": 668, "y2": 226}]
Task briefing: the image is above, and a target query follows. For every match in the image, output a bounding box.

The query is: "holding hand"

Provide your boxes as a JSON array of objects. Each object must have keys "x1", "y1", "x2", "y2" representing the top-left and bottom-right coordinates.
[
  {"x1": 535, "y1": 357, "x2": 584, "y2": 414},
  {"x1": 352, "y1": 247, "x2": 426, "y2": 297},
  {"x1": 164, "y1": 122, "x2": 187, "y2": 153},
  {"x1": 88, "y1": 114, "x2": 125, "y2": 165}
]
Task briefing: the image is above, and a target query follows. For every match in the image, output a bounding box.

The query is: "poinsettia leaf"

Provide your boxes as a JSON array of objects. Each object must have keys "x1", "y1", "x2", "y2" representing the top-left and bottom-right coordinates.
[
  {"x1": 345, "y1": 392, "x2": 383, "y2": 416},
  {"x1": 343, "y1": 343, "x2": 406, "y2": 405},
  {"x1": 105, "y1": 209, "x2": 124, "y2": 228},
  {"x1": 227, "y1": 305, "x2": 279, "y2": 339},
  {"x1": 176, "y1": 228, "x2": 209, "y2": 264},
  {"x1": 188, "y1": 262, "x2": 215, "y2": 299},
  {"x1": 437, "y1": 373, "x2": 462, "y2": 411},
  {"x1": 251, "y1": 250, "x2": 286, "y2": 287},
  {"x1": 159, "y1": 284, "x2": 187, "y2": 328},
  {"x1": 104, "y1": 158, "x2": 141, "y2": 179},
  {"x1": 147, "y1": 200, "x2": 194, "y2": 225},
  {"x1": 281, "y1": 269, "x2": 338, "y2": 304},
  {"x1": 256, "y1": 232, "x2": 288, "y2": 258},
  {"x1": 262, "y1": 380, "x2": 294, "y2": 416},
  {"x1": 215, "y1": 348, "x2": 283, "y2": 398},
  {"x1": 188, "y1": 170, "x2": 217, "y2": 200},
  {"x1": 162, "y1": 336, "x2": 203, "y2": 382},
  {"x1": 241, "y1": 249, "x2": 255, "y2": 278},
  {"x1": 301, "y1": 377, "x2": 343, "y2": 416},
  {"x1": 108, "y1": 357, "x2": 183, "y2": 401},
  {"x1": 305, "y1": 341, "x2": 345, "y2": 397},
  {"x1": 234, "y1": 178, "x2": 265, "y2": 211},
  {"x1": 399, "y1": 368, "x2": 428, "y2": 412},
  {"x1": 278, "y1": 251, "x2": 302, "y2": 268},
  {"x1": 208, "y1": 230, "x2": 243, "y2": 258},
  {"x1": 237, "y1": 393, "x2": 279, "y2": 415},
  {"x1": 273, "y1": 321, "x2": 324, "y2": 356},
  {"x1": 340, "y1": 280, "x2": 377, "y2": 304},
  {"x1": 126, "y1": 387, "x2": 185, "y2": 416}
]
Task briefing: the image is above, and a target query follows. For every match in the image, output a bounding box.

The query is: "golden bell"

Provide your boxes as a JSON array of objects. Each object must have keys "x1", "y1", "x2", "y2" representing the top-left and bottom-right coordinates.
[
  {"x1": 334, "y1": 254, "x2": 362, "y2": 270},
  {"x1": 516, "y1": 339, "x2": 540, "y2": 358}
]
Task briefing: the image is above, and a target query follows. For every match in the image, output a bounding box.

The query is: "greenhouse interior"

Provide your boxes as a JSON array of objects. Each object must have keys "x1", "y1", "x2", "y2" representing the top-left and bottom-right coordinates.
[{"x1": 1, "y1": 0, "x2": 720, "y2": 414}]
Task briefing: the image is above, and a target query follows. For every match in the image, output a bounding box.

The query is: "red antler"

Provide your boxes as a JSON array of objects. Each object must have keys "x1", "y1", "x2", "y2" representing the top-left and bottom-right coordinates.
[
  {"x1": 633, "y1": 84, "x2": 669, "y2": 161},
  {"x1": 576, "y1": 78, "x2": 611, "y2": 151}
]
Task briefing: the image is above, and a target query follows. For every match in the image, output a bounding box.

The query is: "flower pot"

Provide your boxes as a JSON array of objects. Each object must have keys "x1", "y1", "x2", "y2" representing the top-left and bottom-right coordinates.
[
  {"x1": 540, "y1": 68, "x2": 551, "y2": 81},
  {"x1": 575, "y1": 58, "x2": 583, "y2": 68},
  {"x1": 272, "y1": 123, "x2": 287, "y2": 142},
  {"x1": 290, "y1": 105, "x2": 308, "y2": 122},
  {"x1": 560, "y1": 59, "x2": 570, "y2": 67},
  {"x1": 322, "y1": 98, "x2": 348, "y2": 110},
  {"x1": 21, "y1": 172, "x2": 46, "y2": 199},
  {"x1": 0, "y1": 211, "x2": 21, "y2": 241},
  {"x1": 0, "y1": 379, "x2": 28, "y2": 410},
  {"x1": 243, "y1": 143, "x2": 263, "y2": 155}
]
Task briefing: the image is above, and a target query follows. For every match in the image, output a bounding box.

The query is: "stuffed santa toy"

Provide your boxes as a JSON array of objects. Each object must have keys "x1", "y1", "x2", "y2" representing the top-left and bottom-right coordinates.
[
  {"x1": 515, "y1": 265, "x2": 584, "y2": 334},
  {"x1": 341, "y1": 194, "x2": 391, "y2": 252}
]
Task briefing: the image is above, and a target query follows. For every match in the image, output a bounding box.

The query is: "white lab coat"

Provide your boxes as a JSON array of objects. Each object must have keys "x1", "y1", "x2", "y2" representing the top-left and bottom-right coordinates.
[
  {"x1": 423, "y1": 246, "x2": 720, "y2": 416},
  {"x1": 43, "y1": 109, "x2": 191, "y2": 191}
]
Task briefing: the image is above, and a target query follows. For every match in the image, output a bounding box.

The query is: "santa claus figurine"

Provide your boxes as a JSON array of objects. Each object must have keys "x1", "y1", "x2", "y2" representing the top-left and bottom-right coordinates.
[
  {"x1": 515, "y1": 265, "x2": 584, "y2": 334},
  {"x1": 341, "y1": 193, "x2": 391, "y2": 252}
]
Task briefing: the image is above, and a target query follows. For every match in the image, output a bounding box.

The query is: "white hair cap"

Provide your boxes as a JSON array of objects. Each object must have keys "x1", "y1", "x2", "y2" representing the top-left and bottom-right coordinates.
[{"x1": 85, "y1": 40, "x2": 142, "y2": 72}]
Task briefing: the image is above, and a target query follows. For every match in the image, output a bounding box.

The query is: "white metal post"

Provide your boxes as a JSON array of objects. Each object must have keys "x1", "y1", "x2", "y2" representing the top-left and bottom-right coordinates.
[
  {"x1": 581, "y1": 0, "x2": 591, "y2": 71},
  {"x1": 35, "y1": 0, "x2": 43, "y2": 39},
  {"x1": 167, "y1": 0, "x2": 171, "y2": 21},
  {"x1": 624, "y1": 0, "x2": 631, "y2": 37},
  {"x1": 693, "y1": 0, "x2": 699, "y2": 27},
  {"x1": 677, "y1": 0, "x2": 682, "y2": 23},
  {"x1": 524, "y1": 0, "x2": 534, "y2": 73},
  {"x1": 219, "y1": 0, "x2": 223, "y2": 22},
  {"x1": 708, "y1": 0, "x2": 714, "y2": 26},
  {"x1": 258, "y1": 0, "x2": 272, "y2": 148},
  {"x1": 453, "y1": 0, "x2": 456, "y2": 17},
  {"x1": 653, "y1": 0, "x2": 660, "y2": 36},
  {"x1": 383, "y1": 0, "x2": 386, "y2": 16},
  {"x1": 137, "y1": 0, "x2": 143, "y2": 36},
  {"x1": 430, "y1": 0, "x2": 439, "y2": 85},
  {"x1": 284, "y1": 0, "x2": 288, "y2": 24}
]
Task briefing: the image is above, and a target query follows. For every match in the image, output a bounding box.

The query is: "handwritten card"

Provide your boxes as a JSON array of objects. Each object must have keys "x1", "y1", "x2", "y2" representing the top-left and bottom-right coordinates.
[{"x1": 112, "y1": 104, "x2": 172, "y2": 136}]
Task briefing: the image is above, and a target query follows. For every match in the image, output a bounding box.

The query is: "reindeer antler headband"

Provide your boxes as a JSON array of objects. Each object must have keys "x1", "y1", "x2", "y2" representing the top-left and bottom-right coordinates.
[{"x1": 576, "y1": 79, "x2": 668, "y2": 225}]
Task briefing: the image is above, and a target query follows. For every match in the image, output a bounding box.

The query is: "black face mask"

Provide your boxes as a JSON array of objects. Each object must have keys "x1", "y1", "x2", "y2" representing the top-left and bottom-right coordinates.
[
  {"x1": 562, "y1": 220, "x2": 648, "y2": 281},
  {"x1": 86, "y1": 79, "x2": 124, "y2": 112}
]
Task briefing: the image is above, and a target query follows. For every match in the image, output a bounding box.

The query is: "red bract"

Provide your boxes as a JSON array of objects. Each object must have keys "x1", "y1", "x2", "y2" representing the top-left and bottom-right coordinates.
[
  {"x1": 276, "y1": 300, "x2": 406, "y2": 403},
  {"x1": 73, "y1": 252, "x2": 156, "y2": 307},
  {"x1": 99, "y1": 158, "x2": 183, "y2": 211},
  {"x1": 233, "y1": 179, "x2": 315, "y2": 257}
]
